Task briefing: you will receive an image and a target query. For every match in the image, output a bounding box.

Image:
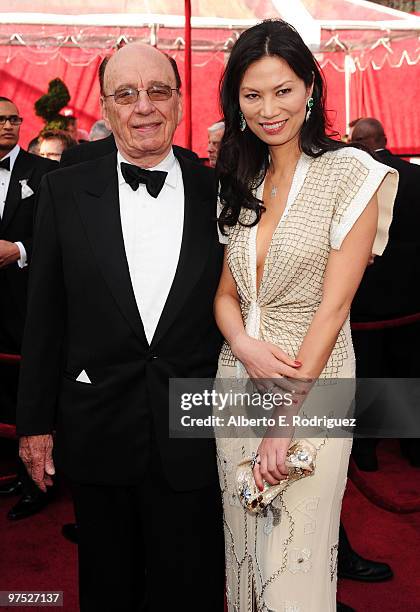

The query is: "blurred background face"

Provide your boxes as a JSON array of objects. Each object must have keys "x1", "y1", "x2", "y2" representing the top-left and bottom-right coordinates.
[
  {"x1": 101, "y1": 44, "x2": 182, "y2": 164},
  {"x1": 239, "y1": 55, "x2": 312, "y2": 151},
  {"x1": 207, "y1": 127, "x2": 224, "y2": 167},
  {"x1": 39, "y1": 138, "x2": 65, "y2": 161},
  {"x1": 0, "y1": 100, "x2": 21, "y2": 154},
  {"x1": 67, "y1": 119, "x2": 78, "y2": 141}
]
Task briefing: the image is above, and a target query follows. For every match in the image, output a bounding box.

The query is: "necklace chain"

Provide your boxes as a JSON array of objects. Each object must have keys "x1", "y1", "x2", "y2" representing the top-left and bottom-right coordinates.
[{"x1": 268, "y1": 166, "x2": 278, "y2": 198}]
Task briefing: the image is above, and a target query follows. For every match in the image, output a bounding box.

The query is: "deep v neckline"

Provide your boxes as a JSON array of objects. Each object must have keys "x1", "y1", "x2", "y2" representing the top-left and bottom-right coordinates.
[{"x1": 251, "y1": 152, "x2": 310, "y2": 298}]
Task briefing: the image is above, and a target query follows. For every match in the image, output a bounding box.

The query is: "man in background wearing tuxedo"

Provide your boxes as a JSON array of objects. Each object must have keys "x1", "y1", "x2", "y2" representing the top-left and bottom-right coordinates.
[
  {"x1": 0, "y1": 96, "x2": 57, "y2": 520},
  {"x1": 351, "y1": 118, "x2": 420, "y2": 469},
  {"x1": 17, "y1": 44, "x2": 224, "y2": 611}
]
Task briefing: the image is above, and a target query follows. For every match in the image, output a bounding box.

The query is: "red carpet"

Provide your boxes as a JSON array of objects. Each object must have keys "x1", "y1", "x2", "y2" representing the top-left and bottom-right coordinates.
[
  {"x1": 338, "y1": 479, "x2": 420, "y2": 611},
  {"x1": 349, "y1": 439, "x2": 420, "y2": 513},
  {"x1": 0, "y1": 446, "x2": 419, "y2": 612},
  {"x1": 0, "y1": 483, "x2": 78, "y2": 612}
]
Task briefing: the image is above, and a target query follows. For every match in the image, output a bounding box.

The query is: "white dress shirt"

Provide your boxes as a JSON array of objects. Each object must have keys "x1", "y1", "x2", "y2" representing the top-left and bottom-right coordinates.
[
  {"x1": 117, "y1": 148, "x2": 184, "y2": 344},
  {"x1": 0, "y1": 144, "x2": 27, "y2": 268}
]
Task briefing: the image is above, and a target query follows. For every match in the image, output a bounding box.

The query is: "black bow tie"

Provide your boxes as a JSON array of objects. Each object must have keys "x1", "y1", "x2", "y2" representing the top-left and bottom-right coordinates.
[
  {"x1": 120, "y1": 162, "x2": 168, "y2": 198},
  {"x1": 0, "y1": 157, "x2": 10, "y2": 171}
]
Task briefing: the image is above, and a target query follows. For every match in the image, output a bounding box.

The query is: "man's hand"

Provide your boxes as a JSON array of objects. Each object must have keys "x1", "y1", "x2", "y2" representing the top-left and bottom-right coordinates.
[
  {"x1": 0, "y1": 240, "x2": 20, "y2": 268},
  {"x1": 19, "y1": 434, "x2": 55, "y2": 493}
]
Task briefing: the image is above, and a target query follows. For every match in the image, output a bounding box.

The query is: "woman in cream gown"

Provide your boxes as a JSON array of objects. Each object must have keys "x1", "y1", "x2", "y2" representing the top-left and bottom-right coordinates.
[{"x1": 214, "y1": 21, "x2": 398, "y2": 612}]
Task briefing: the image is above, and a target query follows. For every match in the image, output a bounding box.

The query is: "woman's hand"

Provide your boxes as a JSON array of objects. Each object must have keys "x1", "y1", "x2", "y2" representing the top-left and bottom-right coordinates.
[
  {"x1": 231, "y1": 332, "x2": 301, "y2": 378},
  {"x1": 252, "y1": 436, "x2": 292, "y2": 490},
  {"x1": 230, "y1": 332, "x2": 310, "y2": 394}
]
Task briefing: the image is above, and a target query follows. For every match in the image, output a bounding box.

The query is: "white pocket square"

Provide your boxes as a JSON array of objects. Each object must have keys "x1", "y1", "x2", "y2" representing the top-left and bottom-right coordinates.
[
  {"x1": 76, "y1": 370, "x2": 92, "y2": 384},
  {"x1": 19, "y1": 179, "x2": 34, "y2": 199}
]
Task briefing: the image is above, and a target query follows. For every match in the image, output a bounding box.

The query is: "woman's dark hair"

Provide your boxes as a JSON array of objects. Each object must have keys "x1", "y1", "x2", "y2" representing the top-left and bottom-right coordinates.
[{"x1": 217, "y1": 19, "x2": 347, "y2": 234}]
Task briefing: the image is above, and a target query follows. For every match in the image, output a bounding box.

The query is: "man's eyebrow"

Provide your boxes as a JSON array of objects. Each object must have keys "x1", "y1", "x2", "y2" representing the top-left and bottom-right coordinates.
[
  {"x1": 148, "y1": 80, "x2": 173, "y2": 87},
  {"x1": 113, "y1": 80, "x2": 173, "y2": 90},
  {"x1": 114, "y1": 82, "x2": 138, "y2": 90}
]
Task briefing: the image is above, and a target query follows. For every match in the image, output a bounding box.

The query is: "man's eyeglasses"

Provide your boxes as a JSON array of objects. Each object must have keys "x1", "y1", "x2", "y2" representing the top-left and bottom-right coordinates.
[
  {"x1": 0, "y1": 115, "x2": 23, "y2": 126},
  {"x1": 103, "y1": 86, "x2": 179, "y2": 105}
]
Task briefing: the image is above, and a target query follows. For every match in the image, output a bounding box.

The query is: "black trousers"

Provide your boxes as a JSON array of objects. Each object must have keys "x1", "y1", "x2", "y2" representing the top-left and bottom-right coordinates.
[
  {"x1": 352, "y1": 321, "x2": 420, "y2": 379},
  {"x1": 70, "y1": 449, "x2": 225, "y2": 612},
  {"x1": 352, "y1": 321, "x2": 420, "y2": 450}
]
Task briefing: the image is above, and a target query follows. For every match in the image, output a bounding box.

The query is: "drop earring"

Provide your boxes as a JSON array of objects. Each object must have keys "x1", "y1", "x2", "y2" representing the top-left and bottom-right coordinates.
[
  {"x1": 305, "y1": 97, "x2": 314, "y2": 122},
  {"x1": 239, "y1": 111, "x2": 246, "y2": 132}
]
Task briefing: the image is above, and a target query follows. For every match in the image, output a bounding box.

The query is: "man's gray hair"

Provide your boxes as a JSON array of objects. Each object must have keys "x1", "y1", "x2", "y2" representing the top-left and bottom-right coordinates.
[
  {"x1": 208, "y1": 121, "x2": 225, "y2": 133},
  {"x1": 89, "y1": 120, "x2": 112, "y2": 141}
]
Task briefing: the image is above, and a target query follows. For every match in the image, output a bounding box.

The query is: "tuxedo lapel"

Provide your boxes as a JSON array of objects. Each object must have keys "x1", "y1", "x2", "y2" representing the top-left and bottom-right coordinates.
[
  {"x1": 0, "y1": 149, "x2": 35, "y2": 233},
  {"x1": 75, "y1": 152, "x2": 148, "y2": 347},
  {"x1": 150, "y1": 155, "x2": 214, "y2": 349}
]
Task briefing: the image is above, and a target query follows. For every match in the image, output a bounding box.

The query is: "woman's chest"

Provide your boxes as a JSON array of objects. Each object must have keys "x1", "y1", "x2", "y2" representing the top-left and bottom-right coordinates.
[{"x1": 228, "y1": 194, "x2": 334, "y2": 289}]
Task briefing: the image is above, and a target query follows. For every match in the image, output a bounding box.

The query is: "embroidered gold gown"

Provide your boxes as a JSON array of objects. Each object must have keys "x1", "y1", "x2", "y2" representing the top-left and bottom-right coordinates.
[{"x1": 215, "y1": 147, "x2": 398, "y2": 612}]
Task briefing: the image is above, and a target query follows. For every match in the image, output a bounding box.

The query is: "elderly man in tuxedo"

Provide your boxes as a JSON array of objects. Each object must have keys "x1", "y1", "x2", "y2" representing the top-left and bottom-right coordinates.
[
  {"x1": 0, "y1": 96, "x2": 57, "y2": 520},
  {"x1": 17, "y1": 44, "x2": 224, "y2": 611}
]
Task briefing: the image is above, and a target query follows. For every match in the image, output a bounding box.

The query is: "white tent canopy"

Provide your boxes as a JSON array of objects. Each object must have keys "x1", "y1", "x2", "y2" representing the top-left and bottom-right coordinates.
[{"x1": 0, "y1": 0, "x2": 419, "y2": 52}]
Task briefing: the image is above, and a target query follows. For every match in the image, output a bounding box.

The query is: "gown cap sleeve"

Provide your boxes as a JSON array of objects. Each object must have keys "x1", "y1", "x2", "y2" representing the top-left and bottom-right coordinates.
[{"x1": 330, "y1": 147, "x2": 398, "y2": 255}]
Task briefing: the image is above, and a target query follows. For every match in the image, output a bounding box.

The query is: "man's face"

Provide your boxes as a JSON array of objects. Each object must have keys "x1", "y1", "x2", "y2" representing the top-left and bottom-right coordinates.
[
  {"x1": 0, "y1": 100, "x2": 21, "y2": 155},
  {"x1": 101, "y1": 44, "x2": 182, "y2": 165},
  {"x1": 207, "y1": 128, "x2": 224, "y2": 167},
  {"x1": 67, "y1": 120, "x2": 78, "y2": 141},
  {"x1": 39, "y1": 138, "x2": 65, "y2": 161}
]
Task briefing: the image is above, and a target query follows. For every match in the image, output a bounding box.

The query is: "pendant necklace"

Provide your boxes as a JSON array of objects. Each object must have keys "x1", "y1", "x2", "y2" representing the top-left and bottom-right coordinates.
[{"x1": 269, "y1": 163, "x2": 278, "y2": 198}]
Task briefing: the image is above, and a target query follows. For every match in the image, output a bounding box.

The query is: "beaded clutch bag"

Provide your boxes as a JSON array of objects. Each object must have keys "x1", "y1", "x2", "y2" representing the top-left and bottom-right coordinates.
[{"x1": 236, "y1": 439, "x2": 317, "y2": 515}]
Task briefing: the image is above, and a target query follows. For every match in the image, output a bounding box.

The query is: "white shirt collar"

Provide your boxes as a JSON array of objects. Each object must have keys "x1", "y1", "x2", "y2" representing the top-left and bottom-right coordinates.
[
  {"x1": 117, "y1": 147, "x2": 178, "y2": 189},
  {"x1": 0, "y1": 144, "x2": 20, "y2": 172}
]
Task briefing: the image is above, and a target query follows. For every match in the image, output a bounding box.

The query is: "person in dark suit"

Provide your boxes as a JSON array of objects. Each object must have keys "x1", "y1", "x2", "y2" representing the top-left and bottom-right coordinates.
[
  {"x1": 0, "y1": 96, "x2": 57, "y2": 520},
  {"x1": 60, "y1": 60, "x2": 201, "y2": 548},
  {"x1": 351, "y1": 117, "x2": 420, "y2": 468},
  {"x1": 17, "y1": 43, "x2": 224, "y2": 612}
]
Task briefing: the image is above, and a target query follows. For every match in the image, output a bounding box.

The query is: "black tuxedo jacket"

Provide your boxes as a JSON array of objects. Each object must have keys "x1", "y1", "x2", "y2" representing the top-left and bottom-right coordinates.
[
  {"x1": 0, "y1": 149, "x2": 57, "y2": 349},
  {"x1": 352, "y1": 150, "x2": 420, "y2": 321},
  {"x1": 17, "y1": 150, "x2": 224, "y2": 490},
  {"x1": 60, "y1": 133, "x2": 199, "y2": 166}
]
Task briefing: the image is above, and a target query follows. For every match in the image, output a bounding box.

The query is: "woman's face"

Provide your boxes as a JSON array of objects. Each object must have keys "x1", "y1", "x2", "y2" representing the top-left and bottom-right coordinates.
[{"x1": 239, "y1": 55, "x2": 313, "y2": 148}]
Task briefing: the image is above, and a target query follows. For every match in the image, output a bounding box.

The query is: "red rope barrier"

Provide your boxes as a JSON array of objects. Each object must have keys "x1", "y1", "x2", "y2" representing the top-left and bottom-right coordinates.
[
  {"x1": 351, "y1": 312, "x2": 420, "y2": 331},
  {"x1": 0, "y1": 423, "x2": 17, "y2": 439},
  {"x1": 0, "y1": 353, "x2": 21, "y2": 364}
]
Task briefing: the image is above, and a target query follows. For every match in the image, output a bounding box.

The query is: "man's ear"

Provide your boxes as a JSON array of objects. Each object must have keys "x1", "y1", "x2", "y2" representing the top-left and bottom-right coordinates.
[
  {"x1": 100, "y1": 97, "x2": 112, "y2": 131},
  {"x1": 176, "y1": 93, "x2": 183, "y2": 127}
]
